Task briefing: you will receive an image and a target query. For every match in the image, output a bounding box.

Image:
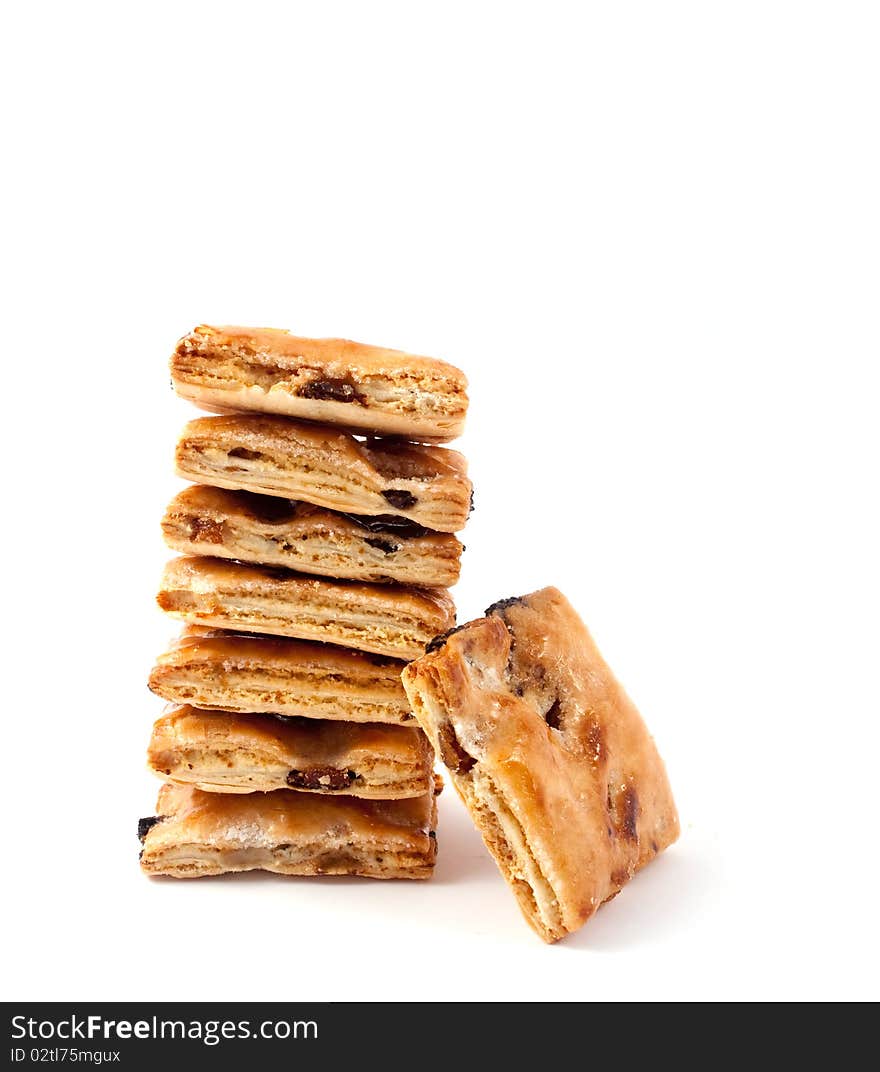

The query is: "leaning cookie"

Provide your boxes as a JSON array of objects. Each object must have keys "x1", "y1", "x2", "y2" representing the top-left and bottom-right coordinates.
[
  {"x1": 402, "y1": 588, "x2": 679, "y2": 943},
  {"x1": 149, "y1": 626, "x2": 414, "y2": 724},
  {"x1": 139, "y1": 782, "x2": 438, "y2": 879},
  {"x1": 162, "y1": 485, "x2": 463, "y2": 588},
  {"x1": 171, "y1": 324, "x2": 468, "y2": 442},
  {"x1": 148, "y1": 705, "x2": 434, "y2": 799},
  {"x1": 175, "y1": 414, "x2": 472, "y2": 534},
  {"x1": 157, "y1": 557, "x2": 455, "y2": 660}
]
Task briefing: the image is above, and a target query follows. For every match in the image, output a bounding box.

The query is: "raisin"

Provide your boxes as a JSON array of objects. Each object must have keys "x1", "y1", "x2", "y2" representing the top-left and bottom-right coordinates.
[
  {"x1": 339, "y1": 512, "x2": 429, "y2": 538},
  {"x1": 437, "y1": 721, "x2": 476, "y2": 774},
  {"x1": 425, "y1": 624, "x2": 466, "y2": 653},
  {"x1": 485, "y1": 595, "x2": 525, "y2": 617},
  {"x1": 365, "y1": 536, "x2": 400, "y2": 554},
  {"x1": 607, "y1": 783, "x2": 640, "y2": 842},
  {"x1": 286, "y1": 767, "x2": 357, "y2": 791},
  {"x1": 236, "y1": 492, "x2": 300, "y2": 524},
  {"x1": 544, "y1": 698, "x2": 563, "y2": 729},
  {"x1": 137, "y1": 816, "x2": 162, "y2": 842},
  {"x1": 299, "y1": 378, "x2": 360, "y2": 403},
  {"x1": 382, "y1": 489, "x2": 417, "y2": 510},
  {"x1": 188, "y1": 517, "x2": 224, "y2": 544},
  {"x1": 620, "y1": 785, "x2": 640, "y2": 841}
]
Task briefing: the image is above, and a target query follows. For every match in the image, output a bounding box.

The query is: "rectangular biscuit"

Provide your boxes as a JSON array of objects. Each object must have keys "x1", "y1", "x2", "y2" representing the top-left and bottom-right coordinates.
[
  {"x1": 174, "y1": 413, "x2": 472, "y2": 534},
  {"x1": 149, "y1": 626, "x2": 414, "y2": 724},
  {"x1": 162, "y1": 484, "x2": 463, "y2": 587},
  {"x1": 172, "y1": 324, "x2": 468, "y2": 442},
  {"x1": 147, "y1": 705, "x2": 434, "y2": 798},
  {"x1": 139, "y1": 782, "x2": 438, "y2": 879},
  {"x1": 402, "y1": 588, "x2": 679, "y2": 942},
  {"x1": 156, "y1": 556, "x2": 456, "y2": 660}
]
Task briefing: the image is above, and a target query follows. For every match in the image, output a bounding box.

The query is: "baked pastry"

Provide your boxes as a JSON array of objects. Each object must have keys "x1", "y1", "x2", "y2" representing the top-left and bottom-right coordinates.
[
  {"x1": 171, "y1": 324, "x2": 468, "y2": 442},
  {"x1": 139, "y1": 782, "x2": 438, "y2": 879},
  {"x1": 157, "y1": 557, "x2": 455, "y2": 660},
  {"x1": 402, "y1": 587, "x2": 679, "y2": 943},
  {"x1": 174, "y1": 414, "x2": 472, "y2": 534},
  {"x1": 148, "y1": 705, "x2": 433, "y2": 798},
  {"x1": 162, "y1": 485, "x2": 463, "y2": 587},
  {"x1": 149, "y1": 625, "x2": 413, "y2": 723}
]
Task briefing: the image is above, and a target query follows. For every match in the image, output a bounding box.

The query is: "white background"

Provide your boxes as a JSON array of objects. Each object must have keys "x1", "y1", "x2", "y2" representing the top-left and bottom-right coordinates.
[{"x1": 2, "y1": 2, "x2": 878, "y2": 1002}]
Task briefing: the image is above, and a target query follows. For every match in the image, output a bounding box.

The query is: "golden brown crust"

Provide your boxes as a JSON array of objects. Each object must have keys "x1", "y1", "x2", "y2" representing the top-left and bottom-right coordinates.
[
  {"x1": 401, "y1": 587, "x2": 679, "y2": 942},
  {"x1": 156, "y1": 556, "x2": 456, "y2": 660},
  {"x1": 147, "y1": 705, "x2": 434, "y2": 798},
  {"x1": 174, "y1": 414, "x2": 472, "y2": 533},
  {"x1": 139, "y1": 782, "x2": 438, "y2": 879},
  {"x1": 162, "y1": 484, "x2": 462, "y2": 587},
  {"x1": 149, "y1": 625, "x2": 414, "y2": 723},
  {"x1": 171, "y1": 324, "x2": 468, "y2": 442}
]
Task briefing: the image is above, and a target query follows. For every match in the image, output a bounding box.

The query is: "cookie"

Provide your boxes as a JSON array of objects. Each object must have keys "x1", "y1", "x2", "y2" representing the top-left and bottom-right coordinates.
[
  {"x1": 139, "y1": 781, "x2": 438, "y2": 879},
  {"x1": 402, "y1": 587, "x2": 679, "y2": 942},
  {"x1": 147, "y1": 705, "x2": 433, "y2": 798},
  {"x1": 162, "y1": 485, "x2": 463, "y2": 587},
  {"x1": 174, "y1": 414, "x2": 472, "y2": 534},
  {"x1": 171, "y1": 324, "x2": 468, "y2": 442},
  {"x1": 156, "y1": 556, "x2": 456, "y2": 660},
  {"x1": 149, "y1": 626, "x2": 414, "y2": 723}
]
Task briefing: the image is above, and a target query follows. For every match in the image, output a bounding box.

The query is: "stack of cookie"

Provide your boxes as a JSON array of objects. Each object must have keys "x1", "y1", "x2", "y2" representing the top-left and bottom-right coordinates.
[{"x1": 139, "y1": 325, "x2": 470, "y2": 881}]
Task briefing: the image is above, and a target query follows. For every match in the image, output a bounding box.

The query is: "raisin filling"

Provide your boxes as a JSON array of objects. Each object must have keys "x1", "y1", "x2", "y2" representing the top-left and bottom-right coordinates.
[
  {"x1": 187, "y1": 516, "x2": 224, "y2": 544},
  {"x1": 137, "y1": 816, "x2": 162, "y2": 842},
  {"x1": 485, "y1": 595, "x2": 525, "y2": 617},
  {"x1": 424, "y1": 624, "x2": 466, "y2": 654},
  {"x1": 544, "y1": 698, "x2": 563, "y2": 729},
  {"x1": 286, "y1": 767, "x2": 357, "y2": 791},
  {"x1": 339, "y1": 512, "x2": 430, "y2": 538},
  {"x1": 382, "y1": 489, "x2": 418, "y2": 510},
  {"x1": 365, "y1": 536, "x2": 400, "y2": 555},
  {"x1": 227, "y1": 447, "x2": 262, "y2": 461},
  {"x1": 607, "y1": 783, "x2": 640, "y2": 841},
  {"x1": 298, "y1": 378, "x2": 361, "y2": 403},
  {"x1": 620, "y1": 785, "x2": 640, "y2": 840},
  {"x1": 437, "y1": 721, "x2": 476, "y2": 774},
  {"x1": 234, "y1": 491, "x2": 300, "y2": 524}
]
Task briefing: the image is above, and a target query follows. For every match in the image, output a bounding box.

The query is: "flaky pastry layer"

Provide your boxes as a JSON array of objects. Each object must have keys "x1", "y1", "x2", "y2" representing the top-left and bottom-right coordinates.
[
  {"x1": 156, "y1": 556, "x2": 456, "y2": 660},
  {"x1": 172, "y1": 324, "x2": 468, "y2": 442},
  {"x1": 139, "y1": 782, "x2": 438, "y2": 879},
  {"x1": 402, "y1": 588, "x2": 679, "y2": 942},
  {"x1": 149, "y1": 626, "x2": 414, "y2": 723},
  {"x1": 162, "y1": 484, "x2": 462, "y2": 587},
  {"x1": 148, "y1": 705, "x2": 433, "y2": 798},
  {"x1": 175, "y1": 413, "x2": 472, "y2": 533}
]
